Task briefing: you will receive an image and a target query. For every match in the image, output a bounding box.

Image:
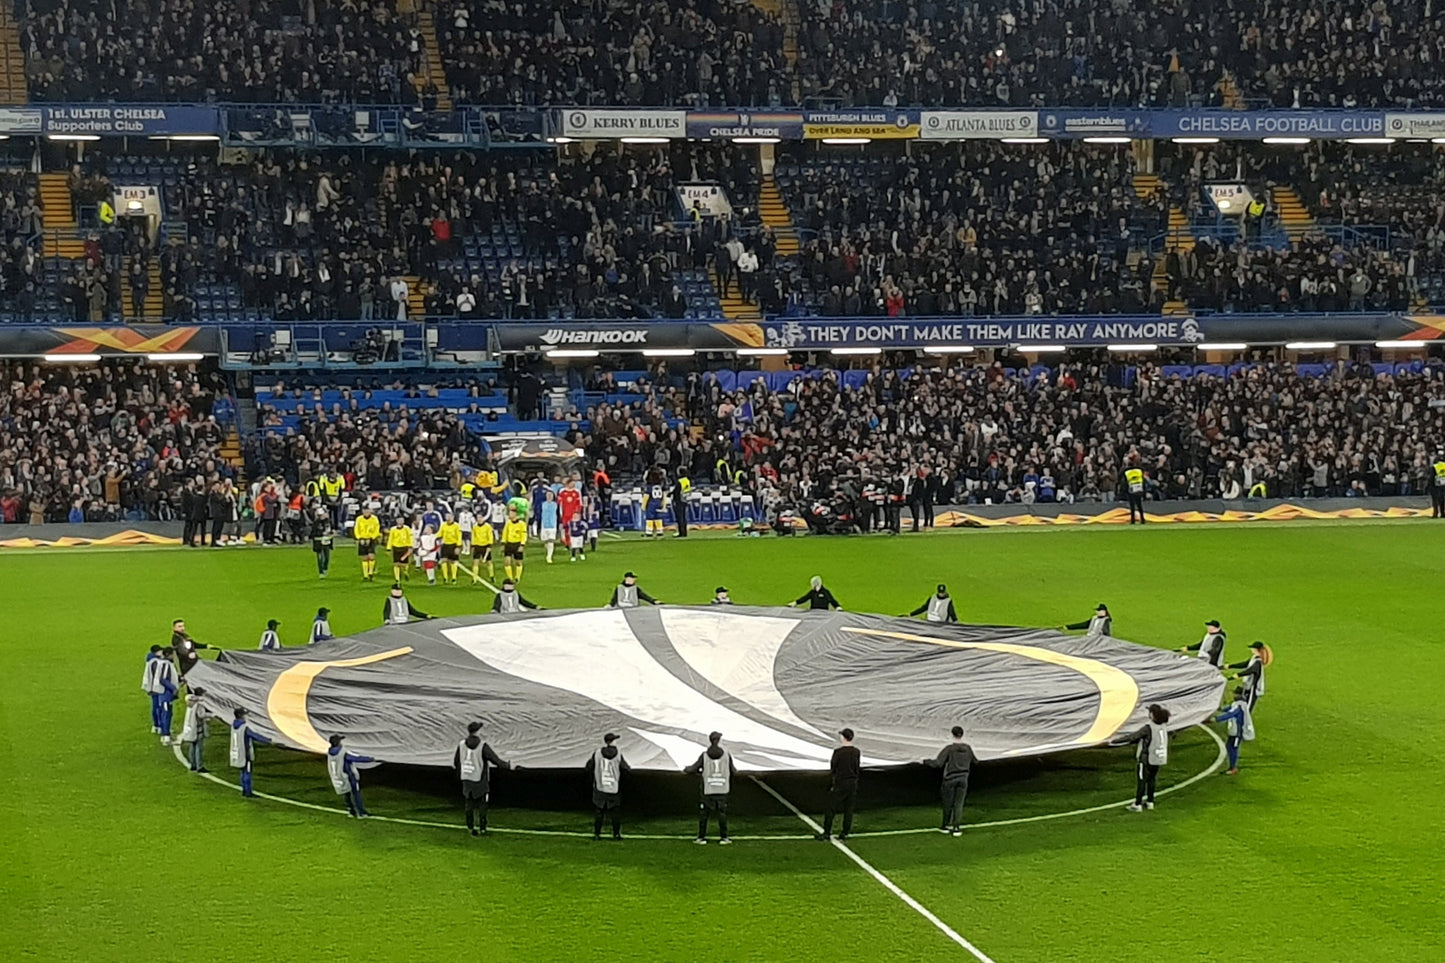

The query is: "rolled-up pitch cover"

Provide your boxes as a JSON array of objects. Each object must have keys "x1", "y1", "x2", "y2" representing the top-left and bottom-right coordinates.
[{"x1": 187, "y1": 607, "x2": 1225, "y2": 771}]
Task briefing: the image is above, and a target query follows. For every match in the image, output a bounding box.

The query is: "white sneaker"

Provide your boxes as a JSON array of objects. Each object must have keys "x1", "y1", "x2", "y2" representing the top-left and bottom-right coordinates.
[
  {"x1": 160, "y1": 736, "x2": 171, "y2": 746},
  {"x1": 1144, "y1": 802, "x2": 1155, "y2": 810},
  {"x1": 693, "y1": 837, "x2": 707, "y2": 845},
  {"x1": 719, "y1": 838, "x2": 732, "y2": 845},
  {"x1": 1127, "y1": 803, "x2": 1144, "y2": 812},
  {"x1": 950, "y1": 828, "x2": 962, "y2": 837}
]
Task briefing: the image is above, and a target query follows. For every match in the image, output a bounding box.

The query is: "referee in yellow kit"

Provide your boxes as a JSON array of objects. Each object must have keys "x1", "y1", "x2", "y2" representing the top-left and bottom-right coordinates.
[
  {"x1": 501, "y1": 508, "x2": 528, "y2": 582},
  {"x1": 438, "y1": 513, "x2": 464, "y2": 585},
  {"x1": 353, "y1": 503, "x2": 382, "y2": 581},
  {"x1": 386, "y1": 517, "x2": 415, "y2": 582}
]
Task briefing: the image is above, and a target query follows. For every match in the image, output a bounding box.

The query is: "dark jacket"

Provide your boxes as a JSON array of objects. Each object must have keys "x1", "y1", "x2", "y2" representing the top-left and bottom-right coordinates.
[
  {"x1": 829, "y1": 744, "x2": 862, "y2": 787},
  {"x1": 453, "y1": 735, "x2": 510, "y2": 789},
  {"x1": 927, "y1": 742, "x2": 975, "y2": 781}
]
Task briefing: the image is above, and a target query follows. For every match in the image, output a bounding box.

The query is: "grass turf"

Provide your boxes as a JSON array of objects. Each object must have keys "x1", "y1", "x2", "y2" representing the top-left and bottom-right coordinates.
[{"x1": 2, "y1": 521, "x2": 1442, "y2": 961}]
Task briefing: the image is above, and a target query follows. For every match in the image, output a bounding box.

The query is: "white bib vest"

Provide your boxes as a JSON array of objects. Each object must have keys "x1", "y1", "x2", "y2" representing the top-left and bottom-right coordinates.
[
  {"x1": 327, "y1": 749, "x2": 351, "y2": 794},
  {"x1": 593, "y1": 749, "x2": 621, "y2": 793},
  {"x1": 386, "y1": 597, "x2": 411, "y2": 624},
  {"x1": 497, "y1": 591, "x2": 522, "y2": 614},
  {"x1": 926, "y1": 595, "x2": 951, "y2": 622},
  {"x1": 702, "y1": 750, "x2": 732, "y2": 795},
  {"x1": 616, "y1": 584, "x2": 639, "y2": 608},
  {"x1": 1139, "y1": 722, "x2": 1169, "y2": 766},
  {"x1": 458, "y1": 740, "x2": 485, "y2": 781}
]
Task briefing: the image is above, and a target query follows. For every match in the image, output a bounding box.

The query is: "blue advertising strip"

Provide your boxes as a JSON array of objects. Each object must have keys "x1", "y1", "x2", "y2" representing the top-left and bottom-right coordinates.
[
  {"x1": 763, "y1": 317, "x2": 1201, "y2": 348},
  {"x1": 685, "y1": 111, "x2": 805, "y2": 139},
  {"x1": 760, "y1": 314, "x2": 1422, "y2": 348},
  {"x1": 1148, "y1": 109, "x2": 1386, "y2": 139},
  {"x1": 39, "y1": 105, "x2": 222, "y2": 136}
]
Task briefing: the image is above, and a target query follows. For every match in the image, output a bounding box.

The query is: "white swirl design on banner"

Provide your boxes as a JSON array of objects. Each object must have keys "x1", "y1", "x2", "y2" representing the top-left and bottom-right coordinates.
[{"x1": 443, "y1": 611, "x2": 835, "y2": 769}]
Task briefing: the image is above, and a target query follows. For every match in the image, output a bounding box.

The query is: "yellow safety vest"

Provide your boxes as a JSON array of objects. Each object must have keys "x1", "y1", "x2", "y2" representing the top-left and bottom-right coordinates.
[
  {"x1": 1125, "y1": 468, "x2": 1145, "y2": 493},
  {"x1": 1434, "y1": 461, "x2": 1445, "y2": 482},
  {"x1": 1247, "y1": 200, "x2": 1265, "y2": 218},
  {"x1": 460, "y1": 482, "x2": 475, "y2": 499},
  {"x1": 305, "y1": 479, "x2": 322, "y2": 498},
  {"x1": 99, "y1": 200, "x2": 116, "y2": 225},
  {"x1": 678, "y1": 477, "x2": 691, "y2": 494},
  {"x1": 322, "y1": 476, "x2": 344, "y2": 497}
]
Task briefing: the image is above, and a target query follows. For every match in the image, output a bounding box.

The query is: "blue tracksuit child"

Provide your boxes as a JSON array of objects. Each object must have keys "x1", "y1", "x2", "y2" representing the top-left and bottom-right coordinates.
[
  {"x1": 327, "y1": 735, "x2": 376, "y2": 817},
  {"x1": 1215, "y1": 688, "x2": 1255, "y2": 774},
  {"x1": 230, "y1": 708, "x2": 274, "y2": 797},
  {"x1": 142, "y1": 646, "x2": 163, "y2": 732}
]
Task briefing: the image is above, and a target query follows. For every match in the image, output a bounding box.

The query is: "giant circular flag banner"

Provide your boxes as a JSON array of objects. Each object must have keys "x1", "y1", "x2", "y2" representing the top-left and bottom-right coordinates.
[{"x1": 187, "y1": 607, "x2": 1226, "y2": 771}]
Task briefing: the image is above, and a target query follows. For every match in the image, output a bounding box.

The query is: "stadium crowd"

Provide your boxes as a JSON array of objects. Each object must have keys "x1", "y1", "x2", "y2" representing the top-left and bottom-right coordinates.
[
  {"x1": 436, "y1": 0, "x2": 789, "y2": 107},
  {"x1": 22, "y1": 0, "x2": 425, "y2": 103},
  {"x1": 781, "y1": 143, "x2": 1163, "y2": 317},
  {"x1": 22, "y1": 0, "x2": 1445, "y2": 108},
  {"x1": 61, "y1": 143, "x2": 761, "y2": 321},
  {"x1": 250, "y1": 394, "x2": 489, "y2": 491},
  {"x1": 0, "y1": 360, "x2": 233, "y2": 523},
  {"x1": 586, "y1": 359, "x2": 1445, "y2": 513}
]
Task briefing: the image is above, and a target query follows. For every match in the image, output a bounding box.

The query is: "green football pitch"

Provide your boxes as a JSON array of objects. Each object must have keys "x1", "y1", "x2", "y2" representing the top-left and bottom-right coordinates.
[{"x1": 3, "y1": 521, "x2": 1441, "y2": 962}]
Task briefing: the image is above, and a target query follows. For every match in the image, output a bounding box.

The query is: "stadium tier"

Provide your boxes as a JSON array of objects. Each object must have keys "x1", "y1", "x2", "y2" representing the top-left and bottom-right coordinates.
[
  {"x1": 16, "y1": 0, "x2": 1445, "y2": 108},
  {"x1": 3, "y1": 138, "x2": 1443, "y2": 331},
  {"x1": 9, "y1": 355, "x2": 1443, "y2": 524}
]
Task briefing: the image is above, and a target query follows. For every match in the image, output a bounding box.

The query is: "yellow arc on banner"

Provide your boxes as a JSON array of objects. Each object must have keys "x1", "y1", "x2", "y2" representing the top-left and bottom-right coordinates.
[
  {"x1": 842, "y1": 627, "x2": 1139, "y2": 748},
  {"x1": 266, "y1": 647, "x2": 414, "y2": 752}
]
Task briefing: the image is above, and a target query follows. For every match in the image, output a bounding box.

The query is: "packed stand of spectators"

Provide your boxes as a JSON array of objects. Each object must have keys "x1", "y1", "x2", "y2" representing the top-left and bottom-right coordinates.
[
  {"x1": 0, "y1": 360, "x2": 235, "y2": 523},
  {"x1": 1293, "y1": 143, "x2": 1445, "y2": 290},
  {"x1": 779, "y1": 143, "x2": 1163, "y2": 317},
  {"x1": 1167, "y1": 235, "x2": 1412, "y2": 313},
  {"x1": 22, "y1": 0, "x2": 427, "y2": 103},
  {"x1": 1149, "y1": 142, "x2": 1421, "y2": 312},
  {"x1": 794, "y1": 0, "x2": 1445, "y2": 109},
  {"x1": 436, "y1": 0, "x2": 788, "y2": 107},
  {"x1": 1, "y1": 171, "x2": 47, "y2": 321},
  {"x1": 614, "y1": 359, "x2": 1445, "y2": 515},
  {"x1": 250, "y1": 388, "x2": 490, "y2": 490},
  {"x1": 67, "y1": 143, "x2": 760, "y2": 322}
]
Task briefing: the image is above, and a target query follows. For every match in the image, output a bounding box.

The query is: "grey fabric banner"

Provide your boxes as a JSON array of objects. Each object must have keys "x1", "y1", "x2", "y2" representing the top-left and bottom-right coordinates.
[{"x1": 187, "y1": 607, "x2": 1225, "y2": 772}]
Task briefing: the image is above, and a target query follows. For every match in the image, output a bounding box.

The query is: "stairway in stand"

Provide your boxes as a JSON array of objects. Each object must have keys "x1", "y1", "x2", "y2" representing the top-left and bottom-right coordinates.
[
  {"x1": 759, "y1": 174, "x2": 800, "y2": 257},
  {"x1": 1132, "y1": 173, "x2": 1192, "y2": 315},
  {"x1": 415, "y1": 8, "x2": 453, "y2": 111},
  {"x1": 219, "y1": 426, "x2": 246, "y2": 486},
  {"x1": 404, "y1": 275, "x2": 426, "y2": 318},
  {"x1": 121, "y1": 253, "x2": 165, "y2": 320},
  {"x1": 0, "y1": 2, "x2": 26, "y2": 104},
  {"x1": 1271, "y1": 186, "x2": 1316, "y2": 243},
  {"x1": 708, "y1": 265, "x2": 760, "y2": 321},
  {"x1": 40, "y1": 173, "x2": 78, "y2": 245}
]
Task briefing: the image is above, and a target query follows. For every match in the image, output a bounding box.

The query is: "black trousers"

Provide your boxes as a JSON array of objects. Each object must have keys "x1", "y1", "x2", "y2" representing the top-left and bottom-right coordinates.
[
  {"x1": 593, "y1": 791, "x2": 621, "y2": 837},
  {"x1": 822, "y1": 783, "x2": 858, "y2": 836},
  {"x1": 676, "y1": 506, "x2": 688, "y2": 537},
  {"x1": 909, "y1": 497, "x2": 923, "y2": 532},
  {"x1": 1135, "y1": 763, "x2": 1159, "y2": 804},
  {"x1": 182, "y1": 518, "x2": 199, "y2": 545},
  {"x1": 463, "y1": 784, "x2": 489, "y2": 831},
  {"x1": 940, "y1": 776, "x2": 969, "y2": 829},
  {"x1": 1432, "y1": 489, "x2": 1445, "y2": 517},
  {"x1": 210, "y1": 517, "x2": 225, "y2": 543},
  {"x1": 886, "y1": 504, "x2": 901, "y2": 534},
  {"x1": 1128, "y1": 493, "x2": 1146, "y2": 523},
  {"x1": 698, "y1": 794, "x2": 728, "y2": 839}
]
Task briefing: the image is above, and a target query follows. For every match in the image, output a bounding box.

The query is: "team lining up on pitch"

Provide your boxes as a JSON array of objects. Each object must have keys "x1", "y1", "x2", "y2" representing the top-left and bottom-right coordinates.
[{"x1": 141, "y1": 567, "x2": 1272, "y2": 842}]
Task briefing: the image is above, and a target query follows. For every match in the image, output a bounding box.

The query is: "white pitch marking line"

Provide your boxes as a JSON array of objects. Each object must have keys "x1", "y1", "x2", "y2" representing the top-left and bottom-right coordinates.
[
  {"x1": 750, "y1": 775, "x2": 998, "y2": 963},
  {"x1": 166, "y1": 724, "x2": 1224, "y2": 849}
]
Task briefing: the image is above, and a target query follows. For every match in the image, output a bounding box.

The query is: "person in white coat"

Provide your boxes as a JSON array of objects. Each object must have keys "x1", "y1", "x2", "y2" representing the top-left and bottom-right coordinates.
[{"x1": 180, "y1": 687, "x2": 212, "y2": 772}]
